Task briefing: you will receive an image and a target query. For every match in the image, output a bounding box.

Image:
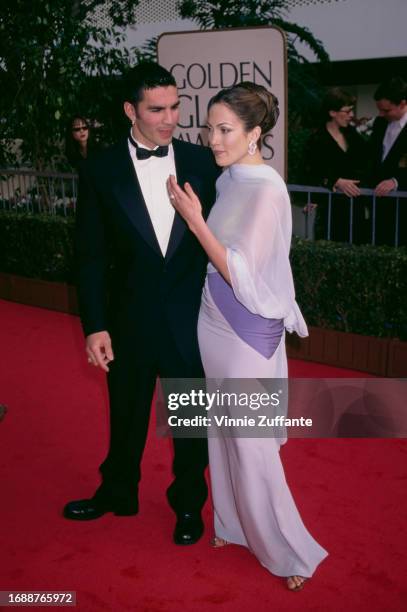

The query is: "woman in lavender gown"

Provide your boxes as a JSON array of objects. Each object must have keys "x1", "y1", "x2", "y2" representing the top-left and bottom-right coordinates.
[{"x1": 167, "y1": 82, "x2": 328, "y2": 591}]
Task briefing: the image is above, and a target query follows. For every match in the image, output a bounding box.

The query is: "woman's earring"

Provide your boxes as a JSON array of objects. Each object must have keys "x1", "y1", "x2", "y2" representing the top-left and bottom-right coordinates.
[{"x1": 248, "y1": 140, "x2": 257, "y2": 156}]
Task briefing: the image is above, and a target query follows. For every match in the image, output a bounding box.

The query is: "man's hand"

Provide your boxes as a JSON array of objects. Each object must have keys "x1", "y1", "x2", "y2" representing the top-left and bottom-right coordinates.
[
  {"x1": 86, "y1": 331, "x2": 114, "y2": 372},
  {"x1": 334, "y1": 178, "x2": 361, "y2": 197},
  {"x1": 374, "y1": 179, "x2": 397, "y2": 197}
]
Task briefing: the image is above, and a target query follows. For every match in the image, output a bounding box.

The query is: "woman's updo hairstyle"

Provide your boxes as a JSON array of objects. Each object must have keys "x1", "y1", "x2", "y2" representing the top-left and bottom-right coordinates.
[{"x1": 208, "y1": 82, "x2": 280, "y2": 142}]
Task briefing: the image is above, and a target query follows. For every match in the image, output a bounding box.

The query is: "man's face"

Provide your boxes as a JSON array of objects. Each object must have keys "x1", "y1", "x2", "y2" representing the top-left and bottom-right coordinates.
[
  {"x1": 376, "y1": 98, "x2": 406, "y2": 122},
  {"x1": 125, "y1": 85, "x2": 180, "y2": 148}
]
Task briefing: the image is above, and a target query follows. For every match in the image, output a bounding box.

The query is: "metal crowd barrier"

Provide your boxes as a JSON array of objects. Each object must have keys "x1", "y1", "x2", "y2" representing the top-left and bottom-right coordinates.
[
  {"x1": 288, "y1": 185, "x2": 407, "y2": 247},
  {"x1": 0, "y1": 169, "x2": 78, "y2": 216},
  {"x1": 1, "y1": 169, "x2": 406, "y2": 246}
]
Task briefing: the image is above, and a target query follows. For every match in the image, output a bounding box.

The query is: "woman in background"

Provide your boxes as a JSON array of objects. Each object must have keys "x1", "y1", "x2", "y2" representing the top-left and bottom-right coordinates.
[
  {"x1": 305, "y1": 87, "x2": 369, "y2": 242},
  {"x1": 65, "y1": 116, "x2": 95, "y2": 169}
]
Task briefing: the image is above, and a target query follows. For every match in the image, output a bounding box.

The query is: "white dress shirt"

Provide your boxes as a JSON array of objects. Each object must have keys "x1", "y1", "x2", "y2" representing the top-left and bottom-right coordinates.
[
  {"x1": 128, "y1": 136, "x2": 176, "y2": 256},
  {"x1": 382, "y1": 111, "x2": 407, "y2": 160}
]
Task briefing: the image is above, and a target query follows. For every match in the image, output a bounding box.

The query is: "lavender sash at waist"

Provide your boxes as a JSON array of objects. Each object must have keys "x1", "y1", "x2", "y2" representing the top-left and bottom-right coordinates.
[{"x1": 207, "y1": 272, "x2": 284, "y2": 359}]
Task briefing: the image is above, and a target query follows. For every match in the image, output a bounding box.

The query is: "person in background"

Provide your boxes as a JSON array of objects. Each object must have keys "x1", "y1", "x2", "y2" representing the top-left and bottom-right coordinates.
[
  {"x1": 304, "y1": 88, "x2": 369, "y2": 243},
  {"x1": 369, "y1": 77, "x2": 407, "y2": 246},
  {"x1": 65, "y1": 116, "x2": 95, "y2": 169}
]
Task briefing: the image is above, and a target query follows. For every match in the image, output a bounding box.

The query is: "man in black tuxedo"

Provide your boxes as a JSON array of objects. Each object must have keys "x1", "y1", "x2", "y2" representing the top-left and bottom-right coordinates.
[
  {"x1": 369, "y1": 77, "x2": 407, "y2": 245},
  {"x1": 63, "y1": 63, "x2": 219, "y2": 545}
]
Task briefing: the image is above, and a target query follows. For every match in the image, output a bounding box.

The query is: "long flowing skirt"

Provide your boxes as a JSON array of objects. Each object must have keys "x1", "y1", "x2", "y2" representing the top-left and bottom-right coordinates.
[{"x1": 198, "y1": 274, "x2": 328, "y2": 578}]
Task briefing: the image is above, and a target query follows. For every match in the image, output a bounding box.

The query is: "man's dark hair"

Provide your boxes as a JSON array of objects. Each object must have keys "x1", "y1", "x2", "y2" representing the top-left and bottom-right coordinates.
[
  {"x1": 374, "y1": 77, "x2": 407, "y2": 104},
  {"x1": 124, "y1": 62, "x2": 176, "y2": 105}
]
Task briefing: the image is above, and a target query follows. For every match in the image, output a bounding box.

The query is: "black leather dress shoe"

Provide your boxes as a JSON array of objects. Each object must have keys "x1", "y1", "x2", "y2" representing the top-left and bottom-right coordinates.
[
  {"x1": 63, "y1": 498, "x2": 138, "y2": 521},
  {"x1": 173, "y1": 512, "x2": 204, "y2": 545}
]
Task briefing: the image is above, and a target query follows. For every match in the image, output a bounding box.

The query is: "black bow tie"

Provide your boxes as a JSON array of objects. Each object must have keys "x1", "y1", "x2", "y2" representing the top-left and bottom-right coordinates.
[{"x1": 129, "y1": 132, "x2": 169, "y2": 160}]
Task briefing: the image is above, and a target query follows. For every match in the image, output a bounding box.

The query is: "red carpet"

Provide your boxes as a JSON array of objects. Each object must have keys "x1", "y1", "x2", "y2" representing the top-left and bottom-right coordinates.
[{"x1": 0, "y1": 299, "x2": 406, "y2": 612}]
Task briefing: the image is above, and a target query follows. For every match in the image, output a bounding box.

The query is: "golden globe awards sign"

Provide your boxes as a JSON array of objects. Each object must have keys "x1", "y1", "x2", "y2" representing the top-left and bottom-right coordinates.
[{"x1": 158, "y1": 27, "x2": 287, "y2": 178}]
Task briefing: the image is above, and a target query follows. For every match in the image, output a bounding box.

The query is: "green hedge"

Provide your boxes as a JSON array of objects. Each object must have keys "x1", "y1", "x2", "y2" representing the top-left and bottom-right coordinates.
[
  {"x1": 291, "y1": 239, "x2": 407, "y2": 340},
  {"x1": 0, "y1": 212, "x2": 75, "y2": 282},
  {"x1": 1, "y1": 212, "x2": 406, "y2": 340}
]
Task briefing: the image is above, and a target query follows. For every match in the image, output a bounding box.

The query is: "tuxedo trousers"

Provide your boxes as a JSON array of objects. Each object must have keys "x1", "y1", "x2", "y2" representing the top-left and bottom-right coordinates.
[{"x1": 95, "y1": 315, "x2": 208, "y2": 514}]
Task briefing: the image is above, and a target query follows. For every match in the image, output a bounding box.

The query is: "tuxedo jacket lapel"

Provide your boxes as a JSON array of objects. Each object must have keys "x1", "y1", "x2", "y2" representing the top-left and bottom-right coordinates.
[
  {"x1": 112, "y1": 139, "x2": 162, "y2": 256},
  {"x1": 386, "y1": 123, "x2": 407, "y2": 162},
  {"x1": 109, "y1": 138, "x2": 204, "y2": 262},
  {"x1": 165, "y1": 139, "x2": 201, "y2": 262},
  {"x1": 377, "y1": 120, "x2": 407, "y2": 162}
]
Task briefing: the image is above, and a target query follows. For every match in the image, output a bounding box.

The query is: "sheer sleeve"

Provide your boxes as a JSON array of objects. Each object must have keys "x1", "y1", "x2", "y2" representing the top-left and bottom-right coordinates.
[{"x1": 225, "y1": 181, "x2": 308, "y2": 337}]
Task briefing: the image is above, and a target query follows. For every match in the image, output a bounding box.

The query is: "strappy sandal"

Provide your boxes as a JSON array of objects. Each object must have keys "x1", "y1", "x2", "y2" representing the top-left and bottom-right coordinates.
[
  {"x1": 211, "y1": 537, "x2": 229, "y2": 548},
  {"x1": 286, "y1": 576, "x2": 308, "y2": 591}
]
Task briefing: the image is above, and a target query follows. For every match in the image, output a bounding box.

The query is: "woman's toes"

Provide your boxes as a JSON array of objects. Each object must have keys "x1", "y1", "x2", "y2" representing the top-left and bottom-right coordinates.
[
  {"x1": 287, "y1": 576, "x2": 306, "y2": 590},
  {"x1": 211, "y1": 537, "x2": 228, "y2": 548}
]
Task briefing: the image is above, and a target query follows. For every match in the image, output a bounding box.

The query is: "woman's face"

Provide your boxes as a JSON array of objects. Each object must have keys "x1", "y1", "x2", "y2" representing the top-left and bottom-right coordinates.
[
  {"x1": 71, "y1": 119, "x2": 89, "y2": 144},
  {"x1": 329, "y1": 105, "x2": 354, "y2": 129},
  {"x1": 207, "y1": 103, "x2": 259, "y2": 167}
]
